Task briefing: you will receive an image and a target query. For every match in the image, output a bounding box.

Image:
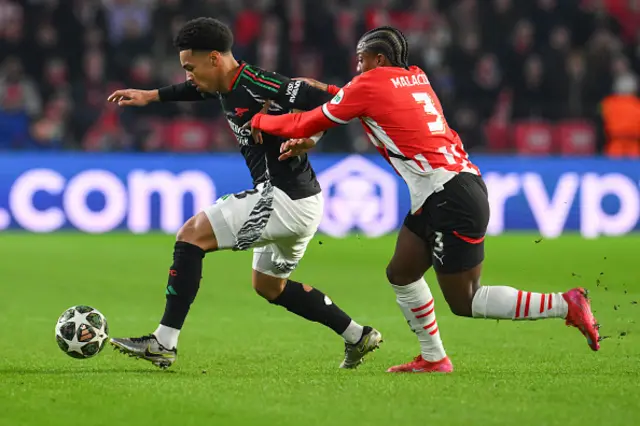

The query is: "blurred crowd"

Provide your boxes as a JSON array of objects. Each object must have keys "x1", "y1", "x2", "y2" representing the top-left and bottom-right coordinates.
[{"x1": 0, "y1": 0, "x2": 639, "y2": 154}]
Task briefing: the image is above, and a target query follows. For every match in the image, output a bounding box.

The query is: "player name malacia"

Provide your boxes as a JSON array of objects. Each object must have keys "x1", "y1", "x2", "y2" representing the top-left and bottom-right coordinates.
[{"x1": 390, "y1": 73, "x2": 429, "y2": 89}]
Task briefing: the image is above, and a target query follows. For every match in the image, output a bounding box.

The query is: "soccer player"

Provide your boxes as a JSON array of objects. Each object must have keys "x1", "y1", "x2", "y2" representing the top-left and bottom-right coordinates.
[
  {"x1": 106, "y1": 18, "x2": 382, "y2": 369},
  {"x1": 248, "y1": 26, "x2": 601, "y2": 373}
]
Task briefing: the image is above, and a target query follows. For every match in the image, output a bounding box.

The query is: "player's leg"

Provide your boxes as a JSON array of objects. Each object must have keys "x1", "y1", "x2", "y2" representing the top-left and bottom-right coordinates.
[
  {"x1": 252, "y1": 189, "x2": 381, "y2": 369},
  {"x1": 252, "y1": 253, "x2": 363, "y2": 343},
  {"x1": 155, "y1": 212, "x2": 217, "y2": 346},
  {"x1": 110, "y1": 186, "x2": 266, "y2": 368},
  {"x1": 439, "y1": 263, "x2": 600, "y2": 350},
  {"x1": 252, "y1": 248, "x2": 360, "y2": 338},
  {"x1": 110, "y1": 211, "x2": 216, "y2": 367},
  {"x1": 431, "y1": 173, "x2": 600, "y2": 351},
  {"x1": 252, "y1": 246, "x2": 380, "y2": 368},
  {"x1": 385, "y1": 223, "x2": 451, "y2": 373}
]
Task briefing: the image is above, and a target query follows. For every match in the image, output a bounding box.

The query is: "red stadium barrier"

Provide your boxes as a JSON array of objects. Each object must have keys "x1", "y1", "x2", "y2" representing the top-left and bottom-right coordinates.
[
  {"x1": 554, "y1": 120, "x2": 596, "y2": 155},
  {"x1": 484, "y1": 121, "x2": 511, "y2": 152},
  {"x1": 513, "y1": 121, "x2": 553, "y2": 155},
  {"x1": 165, "y1": 119, "x2": 212, "y2": 152}
]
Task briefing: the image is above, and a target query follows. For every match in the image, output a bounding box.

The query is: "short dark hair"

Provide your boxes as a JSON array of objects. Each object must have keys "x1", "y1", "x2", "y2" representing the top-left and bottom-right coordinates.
[
  {"x1": 357, "y1": 26, "x2": 409, "y2": 68},
  {"x1": 174, "y1": 17, "x2": 234, "y2": 53}
]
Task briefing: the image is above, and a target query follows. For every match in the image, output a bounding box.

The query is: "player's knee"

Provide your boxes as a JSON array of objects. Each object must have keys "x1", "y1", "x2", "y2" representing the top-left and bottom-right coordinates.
[
  {"x1": 386, "y1": 263, "x2": 420, "y2": 286},
  {"x1": 448, "y1": 300, "x2": 473, "y2": 317},
  {"x1": 176, "y1": 213, "x2": 218, "y2": 252},
  {"x1": 443, "y1": 282, "x2": 479, "y2": 318},
  {"x1": 385, "y1": 264, "x2": 397, "y2": 284},
  {"x1": 253, "y1": 281, "x2": 286, "y2": 301},
  {"x1": 176, "y1": 215, "x2": 201, "y2": 245},
  {"x1": 176, "y1": 217, "x2": 195, "y2": 242},
  {"x1": 252, "y1": 271, "x2": 287, "y2": 301}
]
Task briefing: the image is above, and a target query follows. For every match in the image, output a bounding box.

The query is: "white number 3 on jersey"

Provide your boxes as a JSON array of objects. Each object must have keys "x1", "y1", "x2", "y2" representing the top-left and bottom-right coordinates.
[
  {"x1": 412, "y1": 92, "x2": 446, "y2": 135},
  {"x1": 434, "y1": 231, "x2": 444, "y2": 253}
]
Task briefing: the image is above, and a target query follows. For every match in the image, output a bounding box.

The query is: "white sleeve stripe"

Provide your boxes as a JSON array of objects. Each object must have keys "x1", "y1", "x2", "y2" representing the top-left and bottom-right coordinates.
[{"x1": 322, "y1": 103, "x2": 349, "y2": 125}]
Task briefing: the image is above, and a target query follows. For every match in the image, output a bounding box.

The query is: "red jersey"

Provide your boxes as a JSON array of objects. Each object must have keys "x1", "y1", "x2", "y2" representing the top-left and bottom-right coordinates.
[{"x1": 251, "y1": 66, "x2": 480, "y2": 213}]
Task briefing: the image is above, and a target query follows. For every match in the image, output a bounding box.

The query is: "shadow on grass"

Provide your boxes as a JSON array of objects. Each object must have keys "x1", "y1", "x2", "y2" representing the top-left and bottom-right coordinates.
[{"x1": 0, "y1": 367, "x2": 176, "y2": 375}]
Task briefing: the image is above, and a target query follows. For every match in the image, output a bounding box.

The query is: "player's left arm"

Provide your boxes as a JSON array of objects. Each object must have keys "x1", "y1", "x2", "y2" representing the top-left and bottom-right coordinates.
[
  {"x1": 157, "y1": 81, "x2": 216, "y2": 101},
  {"x1": 249, "y1": 76, "x2": 371, "y2": 139}
]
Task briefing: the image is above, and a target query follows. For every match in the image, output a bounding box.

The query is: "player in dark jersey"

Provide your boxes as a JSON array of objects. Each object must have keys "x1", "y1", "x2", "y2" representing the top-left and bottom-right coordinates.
[
  {"x1": 106, "y1": 18, "x2": 381, "y2": 369},
  {"x1": 248, "y1": 26, "x2": 601, "y2": 373}
]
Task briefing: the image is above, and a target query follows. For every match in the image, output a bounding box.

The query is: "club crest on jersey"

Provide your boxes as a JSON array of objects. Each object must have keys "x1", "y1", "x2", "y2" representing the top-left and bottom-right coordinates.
[
  {"x1": 234, "y1": 107, "x2": 249, "y2": 117},
  {"x1": 330, "y1": 89, "x2": 345, "y2": 105}
]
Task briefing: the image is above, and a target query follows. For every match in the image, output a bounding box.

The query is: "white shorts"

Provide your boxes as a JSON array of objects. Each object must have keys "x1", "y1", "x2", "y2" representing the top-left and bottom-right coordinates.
[{"x1": 203, "y1": 182, "x2": 323, "y2": 278}]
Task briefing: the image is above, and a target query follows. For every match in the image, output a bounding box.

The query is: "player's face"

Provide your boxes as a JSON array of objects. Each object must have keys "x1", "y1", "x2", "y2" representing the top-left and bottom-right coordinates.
[
  {"x1": 179, "y1": 49, "x2": 220, "y2": 92},
  {"x1": 356, "y1": 51, "x2": 381, "y2": 74}
]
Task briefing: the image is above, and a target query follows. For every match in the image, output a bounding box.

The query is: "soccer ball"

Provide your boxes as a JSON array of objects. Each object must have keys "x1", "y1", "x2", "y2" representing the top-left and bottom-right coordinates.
[{"x1": 55, "y1": 305, "x2": 109, "y2": 359}]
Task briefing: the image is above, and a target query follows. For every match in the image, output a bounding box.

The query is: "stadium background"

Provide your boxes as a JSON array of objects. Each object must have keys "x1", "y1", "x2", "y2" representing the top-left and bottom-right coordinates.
[
  {"x1": 0, "y1": 0, "x2": 639, "y2": 236},
  {"x1": 2, "y1": 1, "x2": 639, "y2": 426}
]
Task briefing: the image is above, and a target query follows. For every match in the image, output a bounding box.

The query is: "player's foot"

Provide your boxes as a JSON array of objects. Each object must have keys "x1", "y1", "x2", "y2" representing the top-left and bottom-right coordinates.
[
  {"x1": 563, "y1": 287, "x2": 600, "y2": 351},
  {"x1": 110, "y1": 334, "x2": 177, "y2": 369},
  {"x1": 386, "y1": 355, "x2": 453, "y2": 373},
  {"x1": 340, "y1": 326, "x2": 383, "y2": 369}
]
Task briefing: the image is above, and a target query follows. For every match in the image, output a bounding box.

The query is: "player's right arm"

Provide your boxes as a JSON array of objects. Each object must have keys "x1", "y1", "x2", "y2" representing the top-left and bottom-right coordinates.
[
  {"x1": 107, "y1": 82, "x2": 208, "y2": 106},
  {"x1": 249, "y1": 74, "x2": 372, "y2": 139},
  {"x1": 235, "y1": 65, "x2": 341, "y2": 112}
]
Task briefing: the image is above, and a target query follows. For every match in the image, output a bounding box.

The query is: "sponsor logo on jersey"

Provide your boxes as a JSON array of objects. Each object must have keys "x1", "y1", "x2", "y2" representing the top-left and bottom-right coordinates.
[
  {"x1": 226, "y1": 119, "x2": 253, "y2": 146},
  {"x1": 285, "y1": 80, "x2": 302, "y2": 104},
  {"x1": 390, "y1": 73, "x2": 430, "y2": 88},
  {"x1": 317, "y1": 155, "x2": 398, "y2": 237},
  {"x1": 330, "y1": 89, "x2": 344, "y2": 105}
]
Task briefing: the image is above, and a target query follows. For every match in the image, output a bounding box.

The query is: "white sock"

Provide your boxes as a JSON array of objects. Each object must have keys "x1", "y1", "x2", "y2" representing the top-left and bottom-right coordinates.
[
  {"x1": 341, "y1": 320, "x2": 365, "y2": 344},
  {"x1": 471, "y1": 286, "x2": 568, "y2": 320},
  {"x1": 154, "y1": 324, "x2": 180, "y2": 349},
  {"x1": 391, "y1": 278, "x2": 447, "y2": 362}
]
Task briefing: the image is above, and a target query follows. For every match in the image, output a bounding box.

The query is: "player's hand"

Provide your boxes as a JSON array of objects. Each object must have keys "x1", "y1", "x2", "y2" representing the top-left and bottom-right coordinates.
[
  {"x1": 242, "y1": 100, "x2": 271, "y2": 144},
  {"x1": 107, "y1": 89, "x2": 159, "y2": 107},
  {"x1": 293, "y1": 77, "x2": 328, "y2": 92},
  {"x1": 278, "y1": 138, "x2": 316, "y2": 161}
]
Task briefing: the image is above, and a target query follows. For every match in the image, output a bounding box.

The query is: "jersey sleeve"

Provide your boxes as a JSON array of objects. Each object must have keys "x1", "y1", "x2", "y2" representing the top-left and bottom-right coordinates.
[
  {"x1": 326, "y1": 85, "x2": 341, "y2": 96},
  {"x1": 250, "y1": 107, "x2": 337, "y2": 139},
  {"x1": 158, "y1": 82, "x2": 212, "y2": 102},
  {"x1": 236, "y1": 65, "x2": 334, "y2": 110},
  {"x1": 249, "y1": 75, "x2": 371, "y2": 139},
  {"x1": 319, "y1": 76, "x2": 371, "y2": 125}
]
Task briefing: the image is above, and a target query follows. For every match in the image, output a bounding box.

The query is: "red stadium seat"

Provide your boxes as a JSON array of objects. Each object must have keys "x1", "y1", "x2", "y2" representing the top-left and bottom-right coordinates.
[
  {"x1": 554, "y1": 120, "x2": 596, "y2": 155},
  {"x1": 513, "y1": 121, "x2": 553, "y2": 155},
  {"x1": 484, "y1": 121, "x2": 511, "y2": 152},
  {"x1": 139, "y1": 119, "x2": 167, "y2": 152},
  {"x1": 165, "y1": 119, "x2": 212, "y2": 152}
]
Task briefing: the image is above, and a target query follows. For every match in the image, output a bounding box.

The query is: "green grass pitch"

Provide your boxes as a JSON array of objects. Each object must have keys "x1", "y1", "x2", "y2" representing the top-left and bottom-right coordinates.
[{"x1": 1, "y1": 233, "x2": 639, "y2": 426}]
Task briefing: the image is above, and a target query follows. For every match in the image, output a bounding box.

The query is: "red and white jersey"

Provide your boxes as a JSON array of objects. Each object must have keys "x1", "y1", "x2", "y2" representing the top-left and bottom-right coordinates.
[
  {"x1": 323, "y1": 66, "x2": 480, "y2": 213},
  {"x1": 249, "y1": 65, "x2": 480, "y2": 213}
]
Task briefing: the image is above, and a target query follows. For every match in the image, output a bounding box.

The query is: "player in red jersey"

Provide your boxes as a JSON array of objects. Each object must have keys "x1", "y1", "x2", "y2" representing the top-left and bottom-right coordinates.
[{"x1": 248, "y1": 26, "x2": 601, "y2": 373}]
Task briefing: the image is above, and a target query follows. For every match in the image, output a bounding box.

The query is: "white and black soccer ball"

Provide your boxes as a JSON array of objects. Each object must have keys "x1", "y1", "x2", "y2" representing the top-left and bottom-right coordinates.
[{"x1": 55, "y1": 305, "x2": 109, "y2": 359}]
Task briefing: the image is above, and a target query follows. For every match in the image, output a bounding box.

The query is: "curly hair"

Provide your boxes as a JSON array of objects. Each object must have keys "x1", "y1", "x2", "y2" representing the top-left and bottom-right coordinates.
[{"x1": 174, "y1": 17, "x2": 234, "y2": 52}]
